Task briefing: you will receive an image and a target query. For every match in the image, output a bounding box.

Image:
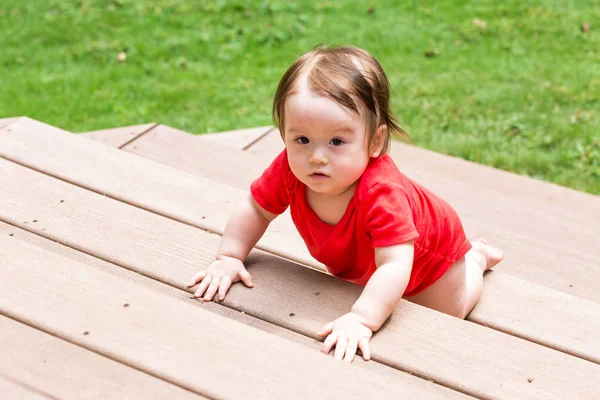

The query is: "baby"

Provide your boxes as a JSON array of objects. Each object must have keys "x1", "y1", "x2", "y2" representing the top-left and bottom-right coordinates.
[{"x1": 188, "y1": 45, "x2": 503, "y2": 363}]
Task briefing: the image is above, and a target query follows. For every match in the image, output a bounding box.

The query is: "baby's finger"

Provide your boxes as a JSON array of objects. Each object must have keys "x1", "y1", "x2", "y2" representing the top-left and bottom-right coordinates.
[
  {"x1": 238, "y1": 269, "x2": 254, "y2": 288},
  {"x1": 218, "y1": 276, "x2": 232, "y2": 301},
  {"x1": 187, "y1": 270, "x2": 207, "y2": 287},
  {"x1": 203, "y1": 277, "x2": 221, "y2": 302},
  {"x1": 317, "y1": 321, "x2": 334, "y2": 338},
  {"x1": 358, "y1": 338, "x2": 371, "y2": 361},
  {"x1": 334, "y1": 336, "x2": 348, "y2": 361},
  {"x1": 344, "y1": 339, "x2": 358, "y2": 363},
  {"x1": 321, "y1": 333, "x2": 338, "y2": 355},
  {"x1": 193, "y1": 275, "x2": 212, "y2": 298}
]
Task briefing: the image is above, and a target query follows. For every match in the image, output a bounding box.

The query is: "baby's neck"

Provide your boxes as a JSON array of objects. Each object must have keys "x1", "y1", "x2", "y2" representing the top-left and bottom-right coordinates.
[{"x1": 306, "y1": 183, "x2": 357, "y2": 226}]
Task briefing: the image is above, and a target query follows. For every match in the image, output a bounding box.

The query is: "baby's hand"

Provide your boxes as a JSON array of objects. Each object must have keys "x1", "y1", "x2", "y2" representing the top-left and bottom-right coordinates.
[
  {"x1": 317, "y1": 312, "x2": 372, "y2": 363},
  {"x1": 187, "y1": 256, "x2": 253, "y2": 302}
]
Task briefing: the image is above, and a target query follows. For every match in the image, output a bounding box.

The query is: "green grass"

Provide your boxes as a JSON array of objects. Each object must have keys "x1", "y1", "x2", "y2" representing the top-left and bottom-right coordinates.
[{"x1": 1, "y1": 0, "x2": 599, "y2": 194}]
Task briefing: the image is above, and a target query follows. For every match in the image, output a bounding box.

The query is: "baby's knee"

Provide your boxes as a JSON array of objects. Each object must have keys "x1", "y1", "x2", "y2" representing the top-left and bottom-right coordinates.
[
  {"x1": 454, "y1": 291, "x2": 479, "y2": 319},
  {"x1": 438, "y1": 290, "x2": 472, "y2": 319},
  {"x1": 455, "y1": 304, "x2": 471, "y2": 320},
  {"x1": 443, "y1": 298, "x2": 470, "y2": 319}
]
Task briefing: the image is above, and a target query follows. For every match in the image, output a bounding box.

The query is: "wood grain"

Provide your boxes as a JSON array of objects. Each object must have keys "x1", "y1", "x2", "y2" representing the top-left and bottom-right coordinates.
[
  {"x1": 0, "y1": 237, "x2": 442, "y2": 400},
  {"x1": 80, "y1": 123, "x2": 157, "y2": 148},
  {"x1": 0, "y1": 375, "x2": 52, "y2": 400},
  {"x1": 201, "y1": 125, "x2": 274, "y2": 150},
  {"x1": 0, "y1": 221, "x2": 466, "y2": 398},
  {"x1": 1, "y1": 158, "x2": 598, "y2": 398},
  {"x1": 0, "y1": 118, "x2": 320, "y2": 270},
  {"x1": 0, "y1": 316, "x2": 205, "y2": 400}
]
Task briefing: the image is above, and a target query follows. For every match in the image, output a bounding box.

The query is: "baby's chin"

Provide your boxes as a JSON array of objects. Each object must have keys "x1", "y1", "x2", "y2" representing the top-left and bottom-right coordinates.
[{"x1": 305, "y1": 182, "x2": 356, "y2": 197}]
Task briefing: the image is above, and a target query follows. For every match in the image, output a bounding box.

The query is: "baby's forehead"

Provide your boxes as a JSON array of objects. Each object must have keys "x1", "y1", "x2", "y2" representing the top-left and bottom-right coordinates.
[
  {"x1": 286, "y1": 88, "x2": 358, "y2": 120},
  {"x1": 287, "y1": 75, "x2": 365, "y2": 114}
]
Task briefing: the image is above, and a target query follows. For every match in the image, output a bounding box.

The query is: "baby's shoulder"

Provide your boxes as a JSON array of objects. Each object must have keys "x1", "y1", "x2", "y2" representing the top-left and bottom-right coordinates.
[{"x1": 356, "y1": 154, "x2": 406, "y2": 196}]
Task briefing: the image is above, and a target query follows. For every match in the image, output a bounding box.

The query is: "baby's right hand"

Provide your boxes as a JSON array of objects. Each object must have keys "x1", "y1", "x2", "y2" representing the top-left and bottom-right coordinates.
[{"x1": 187, "y1": 256, "x2": 253, "y2": 302}]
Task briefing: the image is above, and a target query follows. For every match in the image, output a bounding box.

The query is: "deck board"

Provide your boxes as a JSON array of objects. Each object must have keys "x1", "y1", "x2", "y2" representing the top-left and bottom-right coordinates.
[
  {"x1": 0, "y1": 152, "x2": 599, "y2": 397},
  {"x1": 0, "y1": 376, "x2": 51, "y2": 400},
  {"x1": 1, "y1": 121, "x2": 599, "y2": 362},
  {"x1": 0, "y1": 117, "x2": 22, "y2": 130},
  {"x1": 245, "y1": 126, "x2": 284, "y2": 157},
  {"x1": 118, "y1": 123, "x2": 599, "y2": 302},
  {"x1": 470, "y1": 272, "x2": 600, "y2": 363},
  {"x1": 201, "y1": 125, "x2": 274, "y2": 150},
  {"x1": 0, "y1": 316, "x2": 205, "y2": 400},
  {"x1": 0, "y1": 236, "x2": 444, "y2": 400},
  {"x1": 79, "y1": 123, "x2": 157, "y2": 148},
  {"x1": 0, "y1": 118, "x2": 321, "y2": 269},
  {"x1": 0, "y1": 222, "x2": 463, "y2": 397},
  {"x1": 389, "y1": 139, "x2": 600, "y2": 216},
  {"x1": 122, "y1": 124, "x2": 273, "y2": 189}
]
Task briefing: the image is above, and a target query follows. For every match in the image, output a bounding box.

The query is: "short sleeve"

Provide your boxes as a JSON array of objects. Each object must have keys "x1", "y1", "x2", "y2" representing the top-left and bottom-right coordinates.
[
  {"x1": 250, "y1": 150, "x2": 291, "y2": 215},
  {"x1": 363, "y1": 182, "x2": 419, "y2": 247}
]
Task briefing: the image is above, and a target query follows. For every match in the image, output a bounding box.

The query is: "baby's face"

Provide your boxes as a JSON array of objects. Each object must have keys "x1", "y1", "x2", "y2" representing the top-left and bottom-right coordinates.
[{"x1": 283, "y1": 81, "x2": 372, "y2": 197}]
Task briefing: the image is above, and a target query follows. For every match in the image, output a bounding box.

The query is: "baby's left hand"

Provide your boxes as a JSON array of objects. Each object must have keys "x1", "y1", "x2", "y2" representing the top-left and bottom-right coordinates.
[{"x1": 317, "y1": 312, "x2": 372, "y2": 363}]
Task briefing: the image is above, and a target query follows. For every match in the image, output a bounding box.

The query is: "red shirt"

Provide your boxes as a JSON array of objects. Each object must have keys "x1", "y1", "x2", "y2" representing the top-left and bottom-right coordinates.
[{"x1": 250, "y1": 149, "x2": 472, "y2": 296}]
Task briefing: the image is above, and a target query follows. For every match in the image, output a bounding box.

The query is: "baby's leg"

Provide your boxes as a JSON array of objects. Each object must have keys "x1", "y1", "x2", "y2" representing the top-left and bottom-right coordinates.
[{"x1": 406, "y1": 239, "x2": 503, "y2": 319}]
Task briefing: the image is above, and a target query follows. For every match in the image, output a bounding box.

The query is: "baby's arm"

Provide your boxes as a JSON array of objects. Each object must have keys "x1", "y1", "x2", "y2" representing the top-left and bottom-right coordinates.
[
  {"x1": 318, "y1": 241, "x2": 414, "y2": 362},
  {"x1": 218, "y1": 193, "x2": 278, "y2": 260},
  {"x1": 188, "y1": 193, "x2": 277, "y2": 301},
  {"x1": 351, "y1": 241, "x2": 414, "y2": 331}
]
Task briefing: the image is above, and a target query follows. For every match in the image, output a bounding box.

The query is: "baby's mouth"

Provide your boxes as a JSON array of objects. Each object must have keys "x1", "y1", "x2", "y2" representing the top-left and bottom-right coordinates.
[{"x1": 309, "y1": 172, "x2": 329, "y2": 180}]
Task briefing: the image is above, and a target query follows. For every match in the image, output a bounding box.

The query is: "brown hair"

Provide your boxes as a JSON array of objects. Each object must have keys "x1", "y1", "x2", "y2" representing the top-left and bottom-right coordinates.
[{"x1": 272, "y1": 45, "x2": 408, "y2": 156}]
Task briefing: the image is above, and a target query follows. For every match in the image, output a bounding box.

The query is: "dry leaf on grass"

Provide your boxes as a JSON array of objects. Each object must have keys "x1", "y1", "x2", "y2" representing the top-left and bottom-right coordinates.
[
  {"x1": 473, "y1": 18, "x2": 487, "y2": 31},
  {"x1": 581, "y1": 22, "x2": 591, "y2": 32}
]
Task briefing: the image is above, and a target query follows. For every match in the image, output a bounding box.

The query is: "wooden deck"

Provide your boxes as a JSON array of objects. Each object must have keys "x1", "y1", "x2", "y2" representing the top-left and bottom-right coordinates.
[{"x1": 1, "y1": 116, "x2": 599, "y2": 399}]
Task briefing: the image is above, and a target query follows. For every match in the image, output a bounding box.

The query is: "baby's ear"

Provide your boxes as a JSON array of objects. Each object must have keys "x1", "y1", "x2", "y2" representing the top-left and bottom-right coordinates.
[{"x1": 369, "y1": 125, "x2": 387, "y2": 157}]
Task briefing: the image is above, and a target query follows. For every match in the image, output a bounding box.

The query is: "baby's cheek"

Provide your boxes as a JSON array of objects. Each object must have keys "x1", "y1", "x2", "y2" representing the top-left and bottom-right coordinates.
[
  {"x1": 288, "y1": 161, "x2": 305, "y2": 182},
  {"x1": 340, "y1": 161, "x2": 367, "y2": 178},
  {"x1": 288, "y1": 158, "x2": 301, "y2": 170}
]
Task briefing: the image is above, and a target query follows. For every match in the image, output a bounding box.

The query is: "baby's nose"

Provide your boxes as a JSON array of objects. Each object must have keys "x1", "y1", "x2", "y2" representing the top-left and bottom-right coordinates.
[{"x1": 309, "y1": 149, "x2": 328, "y2": 164}]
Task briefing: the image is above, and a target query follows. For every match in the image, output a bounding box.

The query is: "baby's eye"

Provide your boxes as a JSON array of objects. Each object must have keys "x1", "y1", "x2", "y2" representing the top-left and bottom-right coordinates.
[
  {"x1": 330, "y1": 138, "x2": 344, "y2": 146},
  {"x1": 295, "y1": 136, "x2": 310, "y2": 144}
]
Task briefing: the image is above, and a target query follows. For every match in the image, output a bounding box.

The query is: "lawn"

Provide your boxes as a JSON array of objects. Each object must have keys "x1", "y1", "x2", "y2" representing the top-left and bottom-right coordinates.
[{"x1": 1, "y1": 0, "x2": 598, "y2": 194}]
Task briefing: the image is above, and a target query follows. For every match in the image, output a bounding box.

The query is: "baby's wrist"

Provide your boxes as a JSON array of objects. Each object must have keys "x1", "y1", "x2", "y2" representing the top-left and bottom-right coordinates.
[
  {"x1": 215, "y1": 254, "x2": 242, "y2": 262},
  {"x1": 350, "y1": 304, "x2": 383, "y2": 332}
]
